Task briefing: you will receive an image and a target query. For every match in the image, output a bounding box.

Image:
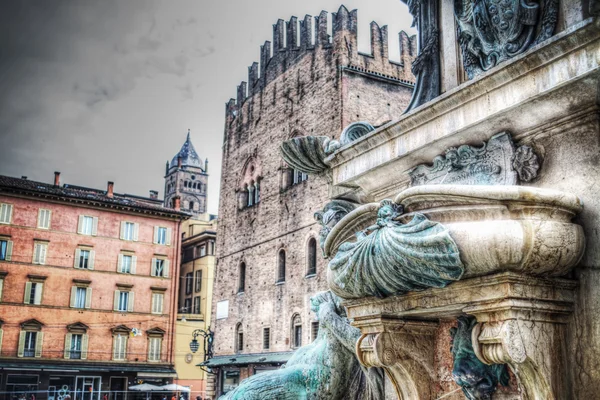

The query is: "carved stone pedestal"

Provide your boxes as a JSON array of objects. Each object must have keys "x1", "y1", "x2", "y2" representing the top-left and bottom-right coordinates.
[{"x1": 347, "y1": 272, "x2": 576, "y2": 399}]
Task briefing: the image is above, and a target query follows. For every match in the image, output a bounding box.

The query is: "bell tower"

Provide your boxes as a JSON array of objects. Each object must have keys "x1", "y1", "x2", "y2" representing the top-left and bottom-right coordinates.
[{"x1": 164, "y1": 129, "x2": 208, "y2": 215}]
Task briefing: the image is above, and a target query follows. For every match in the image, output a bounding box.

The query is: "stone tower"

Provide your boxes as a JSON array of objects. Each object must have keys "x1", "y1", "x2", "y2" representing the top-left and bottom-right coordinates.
[{"x1": 164, "y1": 130, "x2": 208, "y2": 215}]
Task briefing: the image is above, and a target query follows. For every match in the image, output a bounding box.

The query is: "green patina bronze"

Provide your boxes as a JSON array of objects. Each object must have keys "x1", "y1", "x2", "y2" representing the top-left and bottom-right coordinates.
[
  {"x1": 220, "y1": 291, "x2": 384, "y2": 400},
  {"x1": 328, "y1": 200, "x2": 463, "y2": 299},
  {"x1": 451, "y1": 316, "x2": 510, "y2": 400}
]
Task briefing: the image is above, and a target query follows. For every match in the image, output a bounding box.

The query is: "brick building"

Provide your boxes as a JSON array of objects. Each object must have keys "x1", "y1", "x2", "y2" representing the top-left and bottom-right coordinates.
[
  {"x1": 0, "y1": 173, "x2": 188, "y2": 400},
  {"x1": 205, "y1": 6, "x2": 416, "y2": 397}
]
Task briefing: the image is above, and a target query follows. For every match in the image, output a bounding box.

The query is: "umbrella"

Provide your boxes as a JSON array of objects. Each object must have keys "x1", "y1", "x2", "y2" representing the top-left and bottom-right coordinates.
[
  {"x1": 160, "y1": 384, "x2": 191, "y2": 392},
  {"x1": 129, "y1": 383, "x2": 163, "y2": 400},
  {"x1": 129, "y1": 384, "x2": 163, "y2": 391}
]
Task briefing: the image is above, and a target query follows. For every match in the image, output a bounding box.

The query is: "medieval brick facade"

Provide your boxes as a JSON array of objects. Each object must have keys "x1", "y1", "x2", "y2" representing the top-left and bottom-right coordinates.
[{"x1": 208, "y1": 5, "x2": 416, "y2": 397}]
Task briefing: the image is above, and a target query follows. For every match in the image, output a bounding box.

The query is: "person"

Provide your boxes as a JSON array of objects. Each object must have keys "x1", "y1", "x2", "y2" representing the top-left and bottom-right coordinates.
[
  {"x1": 195, "y1": 396, "x2": 202, "y2": 400},
  {"x1": 170, "y1": 395, "x2": 176, "y2": 400}
]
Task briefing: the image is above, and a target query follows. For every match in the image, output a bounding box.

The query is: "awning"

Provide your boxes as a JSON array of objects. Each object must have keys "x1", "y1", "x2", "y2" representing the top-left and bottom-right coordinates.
[
  {"x1": 0, "y1": 360, "x2": 176, "y2": 374},
  {"x1": 199, "y1": 351, "x2": 294, "y2": 368}
]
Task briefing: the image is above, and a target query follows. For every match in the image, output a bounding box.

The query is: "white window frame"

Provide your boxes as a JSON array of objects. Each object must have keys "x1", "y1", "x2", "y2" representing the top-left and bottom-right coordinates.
[
  {"x1": 0, "y1": 203, "x2": 13, "y2": 224},
  {"x1": 114, "y1": 289, "x2": 134, "y2": 312},
  {"x1": 77, "y1": 215, "x2": 98, "y2": 236},
  {"x1": 24, "y1": 281, "x2": 43, "y2": 305},
  {"x1": 0, "y1": 238, "x2": 13, "y2": 261},
  {"x1": 74, "y1": 248, "x2": 95, "y2": 270},
  {"x1": 151, "y1": 257, "x2": 169, "y2": 278},
  {"x1": 113, "y1": 334, "x2": 127, "y2": 361},
  {"x1": 118, "y1": 253, "x2": 136, "y2": 274},
  {"x1": 151, "y1": 292, "x2": 164, "y2": 315},
  {"x1": 32, "y1": 242, "x2": 48, "y2": 265},
  {"x1": 120, "y1": 221, "x2": 139, "y2": 241},
  {"x1": 148, "y1": 337, "x2": 162, "y2": 362},
  {"x1": 37, "y1": 209, "x2": 52, "y2": 229},
  {"x1": 153, "y1": 226, "x2": 172, "y2": 246}
]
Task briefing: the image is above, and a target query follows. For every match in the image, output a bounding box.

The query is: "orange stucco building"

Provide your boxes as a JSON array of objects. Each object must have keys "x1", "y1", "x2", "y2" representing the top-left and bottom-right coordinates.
[{"x1": 0, "y1": 173, "x2": 188, "y2": 400}]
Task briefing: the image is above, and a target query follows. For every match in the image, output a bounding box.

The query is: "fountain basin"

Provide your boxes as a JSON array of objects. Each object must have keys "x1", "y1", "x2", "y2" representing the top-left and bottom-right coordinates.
[{"x1": 325, "y1": 185, "x2": 584, "y2": 281}]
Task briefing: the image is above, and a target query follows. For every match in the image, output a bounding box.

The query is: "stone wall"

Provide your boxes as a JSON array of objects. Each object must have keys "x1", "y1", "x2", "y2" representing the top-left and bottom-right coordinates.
[{"x1": 212, "y1": 5, "x2": 416, "y2": 390}]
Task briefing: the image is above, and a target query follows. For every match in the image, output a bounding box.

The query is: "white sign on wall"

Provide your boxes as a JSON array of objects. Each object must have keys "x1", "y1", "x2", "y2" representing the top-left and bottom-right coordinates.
[{"x1": 216, "y1": 300, "x2": 229, "y2": 320}]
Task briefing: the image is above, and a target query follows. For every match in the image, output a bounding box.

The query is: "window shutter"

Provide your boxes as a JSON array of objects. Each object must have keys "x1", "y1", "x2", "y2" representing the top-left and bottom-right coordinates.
[
  {"x1": 85, "y1": 287, "x2": 92, "y2": 309},
  {"x1": 37, "y1": 209, "x2": 43, "y2": 228},
  {"x1": 74, "y1": 249, "x2": 81, "y2": 268},
  {"x1": 70, "y1": 286, "x2": 77, "y2": 307},
  {"x1": 153, "y1": 227, "x2": 159, "y2": 244},
  {"x1": 131, "y1": 256, "x2": 137, "y2": 275},
  {"x1": 81, "y1": 334, "x2": 89, "y2": 359},
  {"x1": 17, "y1": 331, "x2": 26, "y2": 357},
  {"x1": 118, "y1": 254, "x2": 124, "y2": 273},
  {"x1": 0, "y1": 329, "x2": 3, "y2": 352},
  {"x1": 148, "y1": 338, "x2": 154, "y2": 360},
  {"x1": 151, "y1": 294, "x2": 157, "y2": 314},
  {"x1": 151, "y1": 258, "x2": 157, "y2": 276},
  {"x1": 32, "y1": 243, "x2": 39, "y2": 264},
  {"x1": 24, "y1": 282, "x2": 32, "y2": 304},
  {"x1": 112, "y1": 336, "x2": 118, "y2": 360},
  {"x1": 113, "y1": 290, "x2": 120, "y2": 311},
  {"x1": 164, "y1": 260, "x2": 170, "y2": 278},
  {"x1": 34, "y1": 283, "x2": 43, "y2": 305},
  {"x1": 166, "y1": 228, "x2": 172, "y2": 245},
  {"x1": 64, "y1": 333, "x2": 72, "y2": 359},
  {"x1": 159, "y1": 294, "x2": 164, "y2": 314},
  {"x1": 127, "y1": 292, "x2": 135, "y2": 312},
  {"x1": 7, "y1": 204, "x2": 12, "y2": 224},
  {"x1": 5, "y1": 240, "x2": 12, "y2": 261},
  {"x1": 133, "y1": 223, "x2": 139, "y2": 241},
  {"x1": 92, "y1": 217, "x2": 98, "y2": 236},
  {"x1": 88, "y1": 250, "x2": 95, "y2": 270},
  {"x1": 120, "y1": 222, "x2": 126, "y2": 239},
  {"x1": 78, "y1": 215, "x2": 85, "y2": 234},
  {"x1": 0, "y1": 279, "x2": 3, "y2": 300},
  {"x1": 46, "y1": 210, "x2": 52, "y2": 229},
  {"x1": 39, "y1": 244, "x2": 47, "y2": 265},
  {"x1": 35, "y1": 332, "x2": 44, "y2": 358}
]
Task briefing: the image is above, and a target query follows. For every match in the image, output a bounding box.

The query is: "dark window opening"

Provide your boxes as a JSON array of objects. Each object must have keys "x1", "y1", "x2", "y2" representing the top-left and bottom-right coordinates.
[
  {"x1": 307, "y1": 238, "x2": 317, "y2": 276},
  {"x1": 277, "y1": 250, "x2": 286, "y2": 283},
  {"x1": 238, "y1": 263, "x2": 246, "y2": 293}
]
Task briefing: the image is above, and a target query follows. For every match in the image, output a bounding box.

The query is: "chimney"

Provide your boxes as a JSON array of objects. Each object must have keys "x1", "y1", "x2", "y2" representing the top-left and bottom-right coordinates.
[
  {"x1": 204, "y1": 159, "x2": 209, "y2": 173},
  {"x1": 173, "y1": 196, "x2": 181, "y2": 211},
  {"x1": 107, "y1": 181, "x2": 114, "y2": 198},
  {"x1": 54, "y1": 171, "x2": 61, "y2": 186},
  {"x1": 177, "y1": 156, "x2": 183, "y2": 169},
  {"x1": 149, "y1": 190, "x2": 159, "y2": 200},
  {"x1": 165, "y1": 161, "x2": 170, "y2": 175}
]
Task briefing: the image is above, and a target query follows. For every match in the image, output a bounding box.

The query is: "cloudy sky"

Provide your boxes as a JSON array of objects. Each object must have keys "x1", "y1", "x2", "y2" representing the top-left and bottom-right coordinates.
[{"x1": 0, "y1": 0, "x2": 415, "y2": 214}]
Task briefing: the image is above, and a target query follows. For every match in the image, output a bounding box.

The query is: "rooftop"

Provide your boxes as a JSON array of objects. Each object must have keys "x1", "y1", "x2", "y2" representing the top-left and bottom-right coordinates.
[{"x1": 0, "y1": 174, "x2": 190, "y2": 219}]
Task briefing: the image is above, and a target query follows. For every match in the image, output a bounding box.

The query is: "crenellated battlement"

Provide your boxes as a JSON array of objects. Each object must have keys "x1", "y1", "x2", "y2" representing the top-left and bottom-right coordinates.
[{"x1": 226, "y1": 5, "x2": 417, "y2": 117}]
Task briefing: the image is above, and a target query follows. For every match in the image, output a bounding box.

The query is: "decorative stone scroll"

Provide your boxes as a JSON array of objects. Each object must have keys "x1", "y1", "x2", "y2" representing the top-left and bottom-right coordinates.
[
  {"x1": 450, "y1": 316, "x2": 509, "y2": 399},
  {"x1": 314, "y1": 199, "x2": 358, "y2": 251},
  {"x1": 408, "y1": 132, "x2": 540, "y2": 186},
  {"x1": 327, "y1": 200, "x2": 463, "y2": 299},
  {"x1": 454, "y1": 0, "x2": 558, "y2": 79}
]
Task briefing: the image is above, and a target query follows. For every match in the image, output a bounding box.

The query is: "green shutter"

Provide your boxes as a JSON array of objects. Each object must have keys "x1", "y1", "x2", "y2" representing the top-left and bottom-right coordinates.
[
  {"x1": 17, "y1": 331, "x2": 26, "y2": 357},
  {"x1": 70, "y1": 286, "x2": 77, "y2": 308},
  {"x1": 35, "y1": 332, "x2": 44, "y2": 358},
  {"x1": 64, "y1": 333, "x2": 72, "y2": 359},
  {"x1": 24, "y1": 282, "x2": 32, "y2": 304},
  {"x1": 81, "y1": 334, "x2": 89, "y2": 360},
  {"x1": 85, "y1": 287, "x2": 92, "y2": 309}
]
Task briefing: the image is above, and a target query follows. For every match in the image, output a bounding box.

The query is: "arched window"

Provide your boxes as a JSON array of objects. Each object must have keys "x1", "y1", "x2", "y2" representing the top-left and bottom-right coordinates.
[
  {"x1": 238, "y1": 263, "x2": 246, "y2": 293},
  {"x1": 247, "y1": 181, "x2": 255, "y2": 207},
  {"x1": 235, "y1": 323, "x2": 244, "y2": 353},
  {"x1": 189, "y1": 201, "x2": 195, "y2": 210},
  {"x1": 291, "y1": 314, "x2": 302, "y2": 348},
  {"x1": 184, "y1": 181, "x2": 188, "y2": 188},
  {"x1": 307, "y1": 238, "x2": 317, "y2": 276},
  {"x1": 277, "y1": 250, "x2": 286, "y2": 283},
  {"x1": 254, "y1": 181, "x2": 260, "y2": 204}
]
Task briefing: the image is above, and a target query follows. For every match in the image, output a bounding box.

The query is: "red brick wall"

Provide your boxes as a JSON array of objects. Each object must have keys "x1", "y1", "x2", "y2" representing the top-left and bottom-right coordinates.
[{"x1": 0, "y1": 194, "x2": 181, "y2": 364}]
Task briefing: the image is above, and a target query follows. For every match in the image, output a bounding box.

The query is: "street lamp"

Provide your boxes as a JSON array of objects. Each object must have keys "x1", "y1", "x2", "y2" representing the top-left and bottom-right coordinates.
[{"x1": 189, "y1": 327, "x2": 214, "y2": 362}]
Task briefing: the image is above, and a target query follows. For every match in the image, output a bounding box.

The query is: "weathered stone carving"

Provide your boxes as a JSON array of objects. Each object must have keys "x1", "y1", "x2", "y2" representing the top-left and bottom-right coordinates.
[
  {"x1": 280, "y1": 122, "x2": 375, "y2": 176},
  {"x1": 280, "y1": 136, "x2": 340, "y2": 175},
  {"x1": 512, "y1": 145, "x2": 539, "y2": 182},
  {"x1": 454, "y1": 0, "x2": 558, "y2": 79},
  {"x1": 314, "y1": 200, "x2": 358, "y2": 251},
  {"x1": 403, "y1": 0, "x2": 442, "y2": 111},
  {"x1": 409, "y1": 132, "x2": 540, "y2": 186},
  {"x1": 327, "y1": 199, "x2": 463, "y2": 299},
  {"x1": 220, "y1": 291, "x2": 383, "y2": 399},
  {"x1": 450, "y1": 316, "x2": 509, "y2": 400}
]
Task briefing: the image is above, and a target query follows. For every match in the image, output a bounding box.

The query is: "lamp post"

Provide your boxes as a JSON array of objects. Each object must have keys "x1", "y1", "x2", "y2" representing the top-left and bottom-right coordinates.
[{"x1": 189, "y1": 327, "x2": 214, "y2": 362}]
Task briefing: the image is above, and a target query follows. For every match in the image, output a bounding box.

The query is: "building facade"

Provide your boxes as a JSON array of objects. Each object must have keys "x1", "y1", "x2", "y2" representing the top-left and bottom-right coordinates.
[
  {"x1": 164, "y1": 132, "x2": 209, "y2": 217},
  {"x1": 0, "y1": 173, "x2": 188, "y2": 400},
  {"x1": 206, "y1": 6, "x2": 416, "y2": 398},
  {"x1": 173, "y1": 214, "x2": 217, "y2": 398}
]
